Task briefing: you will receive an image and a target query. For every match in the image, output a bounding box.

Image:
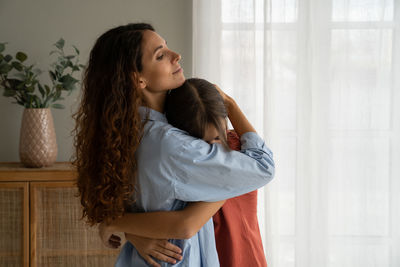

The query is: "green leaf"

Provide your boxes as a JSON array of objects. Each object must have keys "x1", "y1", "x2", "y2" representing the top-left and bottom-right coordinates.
[
  {"x1": 72, "y1": 45, "x2": 80, "y2": 55},
  {"x1": 0, "y1": 54, "x2": 3, "y2": 61},
  {"x1": 0, "y1": 43, "x2": 5, "y2": 53},
  {"x1": 0, "y1": 62, "x2": 12, "y2": 74},
  {"x1": 25, "y1": 64, "x2": 33, "y2": 71},
  {"x1": 79, "y1": 64, "x2": 85, "y2": 68},
  {"x1": 71, "y1": 65, "x2": 80, "y2": 71},
  {"x1": 52, "y1": 103, "x2": 65, "y2": 109},
  {"x1": 54, "y1": 38, "x2": 65, "y2": 50},
  {"x1": 16, "y1": 52, "x2": 27, "y2": 62},
  {"x1": 66, "y1": 61, "x2": 74, "y2": 68},
  {"x1": 60, "y1": 74, "x2": 78, "y2": 90},
  {"x1": 27, "y1": 95, "x2": 34, "y2": 108},
  {"x1": 38, "y1": 84, "x2": 45, "y2": 98},
  {"x1": 55, "y1": 65, "x2": 64, "y2": 76},
  {"x1": 4, "y1": 54, "x2": 12, "y2": 62},
  {"x1": 45, "y1": 85, "x2": 51, "y2": 95},
  {"x1": 49, "y1": 71, "x2": 56, "y2": 81},
  {"x1": 59, "y1": 74, "x2": 75, "y2": 83},
  {"x1": 66, "y1": 55, "x2": 75, "y2": 60},
  {"x1": 52, "y1": 89, "x2": 62, "y2": 101},
  {"x1": 60, "y1": 60, "x2": 68, "y2": 68},
  {"x1": 11, "y1": 61, "x2": 23, "y2": 71},
  {"x1": 16, "y1": 82, "x2": 25, "y2": 90},
  {"x1": 27, "y1": 86, "x2": 35, "y2": 93},
  {"x1": 33, "y1": 95, "x2": 41, "y2": 108}
]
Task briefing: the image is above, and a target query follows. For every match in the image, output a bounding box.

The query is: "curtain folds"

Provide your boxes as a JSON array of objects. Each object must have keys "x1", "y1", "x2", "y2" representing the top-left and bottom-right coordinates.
[{"x1": 193, "y1": 0, "x2": 400, "y2": 266}]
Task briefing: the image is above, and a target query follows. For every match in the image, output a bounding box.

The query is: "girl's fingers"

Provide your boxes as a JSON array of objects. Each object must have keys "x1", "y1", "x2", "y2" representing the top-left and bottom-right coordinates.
[
  {"x1": 159, "y1": 240, "x2": 182, "y2": 254},
  {"x1": 143, "y1": 255, "x2": 161, "y2": 267},
  {"x1": 213, "y1": 84, "x2": 225, "y2": 98},
  {"x1": 156, "y1": 245, "x2": 182, "y2": 261},
  {"x1": 150, "y1": 250, "x2": 177, "y2": 265}
]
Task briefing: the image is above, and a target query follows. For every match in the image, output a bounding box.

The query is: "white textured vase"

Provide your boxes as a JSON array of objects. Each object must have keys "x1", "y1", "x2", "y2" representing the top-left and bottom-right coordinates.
[{"x1": 19, "y1": 108, "x2": 58, "y2": 168}]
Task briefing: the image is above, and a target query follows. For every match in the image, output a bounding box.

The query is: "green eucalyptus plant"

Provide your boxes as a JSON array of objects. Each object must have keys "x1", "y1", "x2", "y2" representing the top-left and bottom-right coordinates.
[{"x1": 0, "y1": 39, "x2": 84, "y2": 109}]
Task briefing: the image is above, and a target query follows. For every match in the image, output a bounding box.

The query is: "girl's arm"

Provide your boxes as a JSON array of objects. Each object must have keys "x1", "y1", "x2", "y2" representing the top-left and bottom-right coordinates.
[
  {"x1": 106, "y1": 200, "x2": 225, "y2": 239},
  {"x1": 125, "y1": 234, "x2": 182, "y2": 267},
  {"x1": 214, "y1": 84, "x2": 256, "y2": 136}
]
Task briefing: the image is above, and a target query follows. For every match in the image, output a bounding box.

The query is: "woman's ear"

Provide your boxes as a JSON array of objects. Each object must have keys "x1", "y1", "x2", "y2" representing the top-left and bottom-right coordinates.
[{"x1": 132, "y1": 72, "x2": 147, "y2": 89}]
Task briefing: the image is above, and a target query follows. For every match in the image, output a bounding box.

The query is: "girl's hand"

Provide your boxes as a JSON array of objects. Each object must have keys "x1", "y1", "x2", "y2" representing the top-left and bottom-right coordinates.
[
  {"x1": 214, "y1": 84, "x2": 256, "y2": 135},
  {"x1": 126, "y1": 234, "x2": 183, "y2": 267},
  {"x1": 98, "y1": 221, "x2": 123, "y2": 249},
  {"x1": 213, "y1": 84, "x2": 234, "y2": 108}
]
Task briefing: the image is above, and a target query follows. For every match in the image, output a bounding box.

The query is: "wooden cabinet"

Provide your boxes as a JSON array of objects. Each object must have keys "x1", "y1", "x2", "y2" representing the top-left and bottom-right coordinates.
[{"x1": 0, "y1": 163, "x2": 121, "y2": 267}]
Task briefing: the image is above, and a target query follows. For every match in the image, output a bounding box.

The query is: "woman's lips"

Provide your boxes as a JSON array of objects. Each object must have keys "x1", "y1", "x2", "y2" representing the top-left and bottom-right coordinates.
[{"x1": 173, "y1": 67, "x2": 183, "y2": 74}]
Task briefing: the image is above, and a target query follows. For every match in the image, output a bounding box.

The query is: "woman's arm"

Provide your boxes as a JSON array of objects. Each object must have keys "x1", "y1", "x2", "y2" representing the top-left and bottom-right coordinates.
[
  {"x1": 99, "y1": 201, "x2": 225, "y2": 265},
  {"x1": 106, "y1": 200, "x2": 225, "y2": 239}
]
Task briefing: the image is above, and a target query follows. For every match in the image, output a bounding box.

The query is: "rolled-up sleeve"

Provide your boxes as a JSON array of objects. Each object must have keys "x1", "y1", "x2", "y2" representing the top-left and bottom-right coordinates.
[
  {"x1": 240, "y1": 132, "x2": 274, "y2": 166},
  {"x1": 161, "y1": 129, "x2": 275, "y2": 202}
]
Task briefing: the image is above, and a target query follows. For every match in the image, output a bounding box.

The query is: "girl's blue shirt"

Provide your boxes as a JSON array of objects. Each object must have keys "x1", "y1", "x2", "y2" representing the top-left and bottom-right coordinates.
[{"x1": 115, "y1": 107, "x2": 275, "y2": 267}]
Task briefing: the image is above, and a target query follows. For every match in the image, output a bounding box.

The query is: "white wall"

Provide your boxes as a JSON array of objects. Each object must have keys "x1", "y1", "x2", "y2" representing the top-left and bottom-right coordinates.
[{"x1": 0, "y1": 0, "x2": 192, "y2": 162}]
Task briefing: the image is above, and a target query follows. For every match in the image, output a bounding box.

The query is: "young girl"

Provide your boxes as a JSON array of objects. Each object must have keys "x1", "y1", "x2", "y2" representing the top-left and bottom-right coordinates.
[
  {"x1": 165, "y1": 78, "x2": 268, "y2": 267},
  {"x1": 74, "y1": 23, "x2": 274, "y2": 267}
]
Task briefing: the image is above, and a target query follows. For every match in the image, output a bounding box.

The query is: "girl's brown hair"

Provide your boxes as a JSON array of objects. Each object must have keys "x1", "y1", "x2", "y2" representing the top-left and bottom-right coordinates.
[
  {"x1": 165, "y1": 78, "x2": 229, "y2": 149},
  {"x1": 72, "y1": 23, "x2": 154, "y2": 225}
]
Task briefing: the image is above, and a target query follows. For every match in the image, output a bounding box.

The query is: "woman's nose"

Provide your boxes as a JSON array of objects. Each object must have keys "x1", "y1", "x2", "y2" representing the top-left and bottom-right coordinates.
[{"x1": 171, "y1": 51, "x2": 181, "y2": 63}]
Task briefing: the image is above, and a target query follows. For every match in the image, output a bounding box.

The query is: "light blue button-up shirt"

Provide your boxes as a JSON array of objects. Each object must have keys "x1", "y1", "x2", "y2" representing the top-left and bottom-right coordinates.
[{"x1": 115, "y1": 107, "x2": 274, "y2": 267}]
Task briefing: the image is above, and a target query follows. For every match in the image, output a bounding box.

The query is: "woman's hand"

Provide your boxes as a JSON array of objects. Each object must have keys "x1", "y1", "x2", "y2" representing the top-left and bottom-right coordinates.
[
  {"x1": 126, "y1": 234, "x2": 183, "y2": 267},
  {"x1": 98, "y1": 221, "x2": 123, "y2": 249}
]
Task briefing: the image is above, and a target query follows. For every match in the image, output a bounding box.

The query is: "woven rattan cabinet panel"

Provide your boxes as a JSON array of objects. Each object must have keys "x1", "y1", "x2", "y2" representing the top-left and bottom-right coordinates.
[
  {"x1": 0, "y1": 163, "x2": 120, "y2": 267},
  {"x1": 0, "y1": 183, "x2": 28, "y2": 267},
  {"x1": 30, "y1": 182, "x2": 119, "y2": 267}
]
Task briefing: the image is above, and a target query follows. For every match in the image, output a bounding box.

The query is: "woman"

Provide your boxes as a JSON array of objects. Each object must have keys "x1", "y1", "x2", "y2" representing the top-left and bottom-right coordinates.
[
  {"x1": 74, "y1": 23, "x2": 274, "y2": 266},
  {"x1": 103, "y1": 78, "x2": 268, "y2": 267}
]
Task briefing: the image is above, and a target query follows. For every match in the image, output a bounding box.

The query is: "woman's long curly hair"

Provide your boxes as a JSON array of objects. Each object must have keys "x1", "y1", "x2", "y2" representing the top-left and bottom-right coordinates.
[{"x1": 72, "y1": 23, "x2": 154, "y2": 226}]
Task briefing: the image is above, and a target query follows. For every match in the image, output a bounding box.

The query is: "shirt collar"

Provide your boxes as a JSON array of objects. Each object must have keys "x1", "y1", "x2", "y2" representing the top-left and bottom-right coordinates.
[{"x1": 139, "y1": 106, "x2": 168, "y2": 123}]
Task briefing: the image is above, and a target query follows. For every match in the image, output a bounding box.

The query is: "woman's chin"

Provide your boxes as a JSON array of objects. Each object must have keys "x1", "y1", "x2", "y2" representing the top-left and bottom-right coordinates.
[
  {"x1": 177, "y1": 77, "x2": 186, "y2": 86},
  {"x1": 170, "y1": 77, "x2": 186, "y2": 90}
]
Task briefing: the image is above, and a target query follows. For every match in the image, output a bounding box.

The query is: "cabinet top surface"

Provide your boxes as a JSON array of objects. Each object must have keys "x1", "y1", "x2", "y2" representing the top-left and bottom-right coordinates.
[
  {"x1": 0, "y1": 162, "x2": 76, "y2": 181},
  {"x1": 0, "y1": 162, "x2": 74, "y2": 171}
]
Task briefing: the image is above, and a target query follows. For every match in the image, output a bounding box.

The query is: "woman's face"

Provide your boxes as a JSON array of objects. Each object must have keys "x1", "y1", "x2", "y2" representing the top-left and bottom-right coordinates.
[{"x1": 139, "y1": 30, "x2": 185, "y2": 92}]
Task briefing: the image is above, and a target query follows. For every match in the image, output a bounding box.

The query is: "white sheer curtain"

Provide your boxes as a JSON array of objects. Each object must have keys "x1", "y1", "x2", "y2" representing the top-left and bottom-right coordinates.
[{"x1": 192, "y1": 0, "x2": 400, "y2": 266}]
